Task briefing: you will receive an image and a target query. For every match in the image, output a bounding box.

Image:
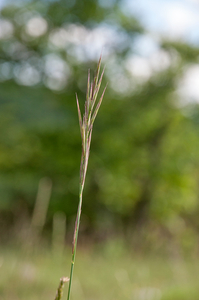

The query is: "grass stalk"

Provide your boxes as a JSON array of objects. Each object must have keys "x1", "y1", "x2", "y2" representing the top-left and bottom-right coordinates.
[
  {"x1": 67, "y1": 56, "x2": 107, "y2": 300},
  {"x1": 54, "y1": 277, "x2": 69, "y2": 300}
]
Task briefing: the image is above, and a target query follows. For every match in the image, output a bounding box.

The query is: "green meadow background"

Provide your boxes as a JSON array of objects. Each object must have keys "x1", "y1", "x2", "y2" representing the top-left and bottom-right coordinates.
[{"x1": 1, "y1": 0, "x2": 199, "y2": 299}]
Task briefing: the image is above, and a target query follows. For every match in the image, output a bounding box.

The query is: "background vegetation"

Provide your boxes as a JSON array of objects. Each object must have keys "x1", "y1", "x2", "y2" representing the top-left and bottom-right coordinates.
[{"x1": 1, "y1": 0, "x2": 199, "y2": 298}]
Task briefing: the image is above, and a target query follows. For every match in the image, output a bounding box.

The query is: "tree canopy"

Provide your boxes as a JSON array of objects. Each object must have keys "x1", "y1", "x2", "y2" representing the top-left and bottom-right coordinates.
[{"x1": 1, "y1": 0, "x2": 199, "y2": 244}]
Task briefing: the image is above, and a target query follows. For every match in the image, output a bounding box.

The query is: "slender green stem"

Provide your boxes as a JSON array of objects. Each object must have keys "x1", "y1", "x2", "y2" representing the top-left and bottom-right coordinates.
[
  {"x1": 67, "y1": 188, "x2": 83, "y2": 300},
  {"x1": 67, "y1": 149, "x2": 87, "y2": 300}
]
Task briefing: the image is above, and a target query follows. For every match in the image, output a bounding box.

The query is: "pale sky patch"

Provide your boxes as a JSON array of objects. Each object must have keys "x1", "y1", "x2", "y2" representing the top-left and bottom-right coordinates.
[
  {"x1": 26, "y1": 16, "x2": 48, "y2": 37},
  {"x1": 162, "y1": 2, "x2": 199, "y2": 39},
  {"x1": 122, "y1": 0, "x2": 199, "y2": 103},
  {"x1": 14, "y1": 63, "x2": 41, "y2": 86},
  {"x1": 44, "y1": 54, "x2": 70, "y2": 91},
  {"x1": 0, "y1": 19, "x2": 14, "y2": 39},
  {"x1": 122, "y1": 0, "x2": 199, "y2": 42},
  {"x1": 177, "y1": 64, "x2": 199, "y2": 104},
  {"x1": 125, "y1": 55, "x2": 152, "y2": 82}
]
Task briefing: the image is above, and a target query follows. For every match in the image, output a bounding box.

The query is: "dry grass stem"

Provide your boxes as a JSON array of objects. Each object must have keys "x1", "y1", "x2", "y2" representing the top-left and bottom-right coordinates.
[
  {"x1": 54, "y1": 277, "x2": 69, "y2": 300},
  {"x1": 67, "y1": 56, "x2": 107, "y2": 300}
]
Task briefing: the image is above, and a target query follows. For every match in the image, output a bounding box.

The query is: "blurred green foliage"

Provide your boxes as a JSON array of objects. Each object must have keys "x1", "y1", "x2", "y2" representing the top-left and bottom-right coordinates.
[{"x1": 1, "y1": 0, "x2": 199, "y2": 244}]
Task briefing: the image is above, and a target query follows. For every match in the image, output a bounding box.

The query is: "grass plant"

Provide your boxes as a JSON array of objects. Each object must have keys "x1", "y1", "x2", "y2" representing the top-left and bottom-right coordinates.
[{"x1": 66, "y1": 56, "x2": 107, "y2": 300}]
